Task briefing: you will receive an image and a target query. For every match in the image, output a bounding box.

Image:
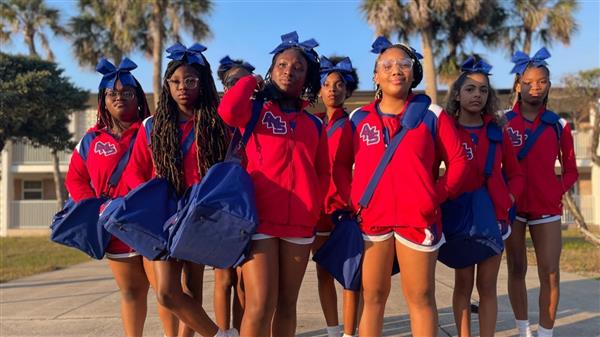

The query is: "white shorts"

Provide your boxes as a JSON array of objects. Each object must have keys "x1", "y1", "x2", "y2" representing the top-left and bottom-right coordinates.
[
  {"x1": 515, "y1": 214, "x2": 561, "y2": 226},
  {"x1": 105, "y1": 251, "x2": 140, "y2": 259},
  {"x1": 315, "y1": 231, "x2": 331, "y2": 237},
  {"x1": 251, "y1": 233, "x2": 315, "y2": 245},
  {"x1": 362, "y1": 232, "x2": 446, "y2": 252}
]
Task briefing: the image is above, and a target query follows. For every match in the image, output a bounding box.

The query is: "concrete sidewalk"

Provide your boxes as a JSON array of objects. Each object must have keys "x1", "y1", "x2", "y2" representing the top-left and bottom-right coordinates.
[{"x1": 1, "y1": 259, "x2": 598, "y2": 337}]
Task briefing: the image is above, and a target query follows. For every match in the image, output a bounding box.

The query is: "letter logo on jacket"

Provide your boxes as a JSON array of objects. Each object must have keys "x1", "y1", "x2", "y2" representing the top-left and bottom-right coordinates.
[
  {"x1": 360, "y1": 123, "x2": 380, "y2": 146},
  {"x1": 94, "y1": 141, "x2": 118, "y2": 156},
  {"x1": 462, "y1": 143, "x2": 474, "y2": 161},
  {"x1": 262, "y1": 111, "x2": 287, "y2": 134},
  {"x1": 507, "y1": 127, "x2": 523, "y2": 147}
]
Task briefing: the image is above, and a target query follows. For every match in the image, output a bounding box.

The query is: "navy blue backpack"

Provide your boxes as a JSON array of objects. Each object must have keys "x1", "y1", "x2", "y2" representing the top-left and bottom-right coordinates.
[
  {"x1": 102, "y1": 118, "x2": 195, "y2": 260},
  {"x1": 313, "y1": 95, "x2": 432, "y2": 290},
  {"x1": 167, "y1": 98, "x2": 263, "y2": 268},
  {"x1": 50, "y1": 132, "x2": 136, "y2": 259},
  {"x1": 438, "y1": 122, "x2": 504, "y2": 269}
]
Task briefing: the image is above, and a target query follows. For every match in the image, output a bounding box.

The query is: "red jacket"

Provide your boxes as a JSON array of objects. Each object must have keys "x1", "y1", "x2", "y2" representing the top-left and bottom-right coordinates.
[
  {"x1": 314, "y1": 109, "x2": 352, "y2": 229},
  {"x1": 334, "y1": 95, "x2": 468, "y2": 232},
  {"x1": 455, "y1": 116, "x2": 524, "y2": 221},
  {"x1": 123, "y1": 116, "x2": 200, "y2": 190},
  {"x1": 505, "y1": 103, "x2": 578, "y2": 215},
  {"x1": 218, "y1": 75, "x2": 330, "y2": 237},
  {"x1": 65, "y1": 122, "x2": 140, "y2": 201}
]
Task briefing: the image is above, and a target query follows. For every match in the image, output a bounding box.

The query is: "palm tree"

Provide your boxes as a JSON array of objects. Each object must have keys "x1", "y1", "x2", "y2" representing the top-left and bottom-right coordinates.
[
  {"x1": 360, "y1": 0, "x2": 450, "y2": 104},
  {"x1": 506, "y1": 0, "x2": 578, "y2": 54},
  {"x1": 0, "y1": 0, "x2": 67, "y2": 61},
  {"x1": 139, "y1": 0, "x2": 213, "y2": 107},
  {"x1": 69, "y1": 0, "x2": 142, "y2": 68},
  {"x1": 0, "y1": 0, "x2": 69, "y2": 207},
  {"x1": 435, "y1": 1, "x2": 508, "y2": 84}
]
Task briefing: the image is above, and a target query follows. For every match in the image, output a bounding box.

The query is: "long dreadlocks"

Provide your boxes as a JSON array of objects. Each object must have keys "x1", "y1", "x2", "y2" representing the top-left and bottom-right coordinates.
[{"x1": 151, "y1": 59, "x2": 230, "y2": 195}]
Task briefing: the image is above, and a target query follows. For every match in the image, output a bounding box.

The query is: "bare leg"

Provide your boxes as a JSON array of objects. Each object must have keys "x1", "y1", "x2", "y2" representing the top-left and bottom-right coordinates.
[
  {"x1": 312, "y1": 235, "x2": 339, "y2": 328},
  {"x1": 143, "y1": 258, "x2": 179, "y2": 336},
  {"x1": 476, "y1": 254, "x2": 502, "y2": 337},
  {"x1": 453, "y1": 265, "x2": 475, "y2": 337},
  {"x1": 506, "y1": 219, "x2": 529, "y2": 320},
  {"x1": 530, "y1": 220, "x2": 562, "y2": 329}
]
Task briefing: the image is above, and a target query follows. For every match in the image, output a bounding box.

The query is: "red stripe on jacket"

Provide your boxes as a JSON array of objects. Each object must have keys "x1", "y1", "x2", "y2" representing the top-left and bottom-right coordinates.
[{"x1": 218, "y1": 75, "x2": 330, "y2": 237}]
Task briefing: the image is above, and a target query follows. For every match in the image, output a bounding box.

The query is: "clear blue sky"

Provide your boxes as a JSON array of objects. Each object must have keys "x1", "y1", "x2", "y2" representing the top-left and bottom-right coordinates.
[{"x1": 3, "y1": 0, "x2": 599, "y2": 93}]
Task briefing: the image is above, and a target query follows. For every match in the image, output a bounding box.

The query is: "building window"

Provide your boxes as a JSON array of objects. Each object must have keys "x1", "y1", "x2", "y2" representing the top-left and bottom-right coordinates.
[{"x1": 22, "y1": 180, "x2": 43, "y2": 200}]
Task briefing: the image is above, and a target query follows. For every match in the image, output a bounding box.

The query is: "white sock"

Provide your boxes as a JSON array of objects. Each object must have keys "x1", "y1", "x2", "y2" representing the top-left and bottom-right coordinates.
[
  {"x1": 326, "y1": 325, "x2": 341, "y2": 337},
  {"x1": 342, "y1": 334, "x2": 354, "y2": 337},
  {"x1": 516, "y1": 319, "x2": 534, "y2": 337},
  {"x1": 214, "y1": 329, "x2": 226, "y2": 337},
  {"x1": 537, "y1": 326, "x2": 553, "y2": 337}
]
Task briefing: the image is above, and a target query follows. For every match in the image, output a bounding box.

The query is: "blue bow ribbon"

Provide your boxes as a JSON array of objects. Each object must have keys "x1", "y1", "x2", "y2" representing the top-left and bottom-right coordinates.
[
  {"x1": 319, "y1": 56, "x2": 355, "y2": 85},
  {"x1": 219, "y1": 55, "x2": 255, "y2": 73},
  {"x1": 510, "y1": 47, "x2": 551, "y2": 75},
  {"x1": 370, "y1": 36, "x2": 423, "y2": 59},
  {"x1": 460, "y1": 56, "x2": 493, "y2": 75},
  {"x1": 96, "y1": 57, "x2": 138, "y2": 90},
  {"x1": 270, "y1": 31, "x2": 319, "y2": 63},
  {"x1": 166, "y1": 42, "x2": 207, "y2": 66}
]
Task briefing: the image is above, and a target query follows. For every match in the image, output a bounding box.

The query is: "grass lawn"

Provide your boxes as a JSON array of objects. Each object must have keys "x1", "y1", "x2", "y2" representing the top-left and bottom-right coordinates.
[
  {"x1": 0, "y1": 236, "x2": 90, "y2": 283},
  {"x1": 525, "y1": 227, "x2": 600, "y2": 279}
]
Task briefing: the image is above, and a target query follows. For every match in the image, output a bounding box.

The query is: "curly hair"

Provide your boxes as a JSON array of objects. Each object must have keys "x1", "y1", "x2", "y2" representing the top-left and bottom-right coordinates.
[
  {"x1": 445, "y1": 71, "x2": 501, "y2": 125},
  {"x1": 151, "y1": 59, "x2": 230, "y2": 195},
  {"x1": 265, "y1": 47, "x2": 321, "y2": 105},
  {"x1": 97, "y1": 78, "x2": 150, "y2": 131}
]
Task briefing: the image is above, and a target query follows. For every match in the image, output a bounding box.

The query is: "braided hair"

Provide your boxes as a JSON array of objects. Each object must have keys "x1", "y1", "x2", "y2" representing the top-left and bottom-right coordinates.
[
  {"x1": 152, "y1": 59, "x2": 230, "y2": 195},
  {"x1": 96, "y1": 78, "x2": 150, "y2": 131},
  {"x1": 266, "y1": 47, "x2": 321, "y2": 105}
]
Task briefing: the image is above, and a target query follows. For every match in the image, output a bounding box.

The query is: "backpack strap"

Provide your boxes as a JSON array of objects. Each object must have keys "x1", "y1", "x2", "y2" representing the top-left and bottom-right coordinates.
[
  {"x1": 484, "y1": 122, "x2": 502, "y2": 178},
  {"x1": 327, "y1": 117, "x2": 348, "y2": 139},
  {"x1": 225, "y1": 96, "x2": 264, "y2": 161},
  {"x1": 517, "y1": 110, "x2": 560, "y2": 161},
  {"x1": 358, "y1": 94, "x2": 431, "y2": 209},
  {"x1": 107, "y1": 133, "x2": 137, "y2": 190}
]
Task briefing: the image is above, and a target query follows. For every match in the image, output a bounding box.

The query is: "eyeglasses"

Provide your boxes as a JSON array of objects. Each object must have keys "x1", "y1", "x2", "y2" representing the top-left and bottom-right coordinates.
[
  {"x1": 105, "y1": 90, "x2": 135, "y2": 100},
  {"x1": 377, "y1": 58, "x2": 414, "y2": 73},
  {"x1": 167, "y1": 77, "x2": 200, "y2": 89}
]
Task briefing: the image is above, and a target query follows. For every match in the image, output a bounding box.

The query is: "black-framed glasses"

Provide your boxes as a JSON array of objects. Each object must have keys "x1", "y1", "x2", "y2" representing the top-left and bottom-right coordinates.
[
  {"x1": 167, "y1": 77, "x2": 200, "y2": 89},
  {"x1": 105, "y1": 90, "x2": 136, "y2": 101}
]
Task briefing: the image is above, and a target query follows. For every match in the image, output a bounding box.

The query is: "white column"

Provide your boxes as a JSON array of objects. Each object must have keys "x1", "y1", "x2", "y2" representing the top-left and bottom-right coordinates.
[{"x1": 1, "y1": 141, "x2": 13, "y2": 236}]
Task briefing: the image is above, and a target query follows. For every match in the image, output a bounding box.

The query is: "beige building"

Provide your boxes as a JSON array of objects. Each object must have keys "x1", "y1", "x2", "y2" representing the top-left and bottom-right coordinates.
[{"x1": 0, "y1": 92, "x2": 597, "y2": 236}]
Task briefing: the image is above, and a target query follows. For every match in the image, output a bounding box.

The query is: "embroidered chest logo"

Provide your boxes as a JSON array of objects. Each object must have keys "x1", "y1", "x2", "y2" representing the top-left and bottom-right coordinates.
[
  {"x1": 262, "y1": 111, "x2": 287, "y2": 134},
  {"x1": 94, "y1": 141, "x2": 117, "y2": 156},
  {"x1": 507, "y1": 127, "x2": 523, "y2": 147},
  {"x1": 462, "y1": 142, "x2": 474, "y2": 160},
  {"x1": 359, "y1": 123, "x2": 380, "y2": 146}
]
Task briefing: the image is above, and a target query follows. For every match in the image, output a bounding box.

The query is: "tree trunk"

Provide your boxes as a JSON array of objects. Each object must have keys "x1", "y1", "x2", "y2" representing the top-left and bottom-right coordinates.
[
  {"x1": 420, "y1": 28, "x2": 438, "y2": 104},
  {"x1": 523, "y1": 29, "x2": 532, "y2": 55},
  {"x1": 563, "y1": 193, "x2": 600, "y2": 245},
  {"x1": 24, "y1": 28, "x2": 37, "y2": 57},
  {"x1": 151, "y1": 0, "x2": 164, "y2": 108},
  {"x1": 51, "y1": 149, "x2": 65, "y2": 208}
]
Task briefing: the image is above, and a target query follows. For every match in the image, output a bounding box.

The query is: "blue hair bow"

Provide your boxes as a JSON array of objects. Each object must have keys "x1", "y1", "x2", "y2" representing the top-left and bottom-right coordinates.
[
  {"x1": 510, "y1": 47, "x2": 551, "y2": 75},
  {"x1": 319, "y1": 56, "x2": 355, "y2": 85},
  {"x1": 219, "y1": 55, "x2": 255, "y2": 73},
  {"x1": 370, "y1": 36, "x2": 423, "y2": 59},
  {"x1": 96, "y1": 57, "x2": 138, "y2": 90},
  {"x1": 166, "y1": 42, "x2": 207, "y2": 66},
  {"x1": 270, "y1": 31, "x2": 319, "y2": 63},
  {"x1": 461, "y1": 56, "x2": 493, "y2": 75}
]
